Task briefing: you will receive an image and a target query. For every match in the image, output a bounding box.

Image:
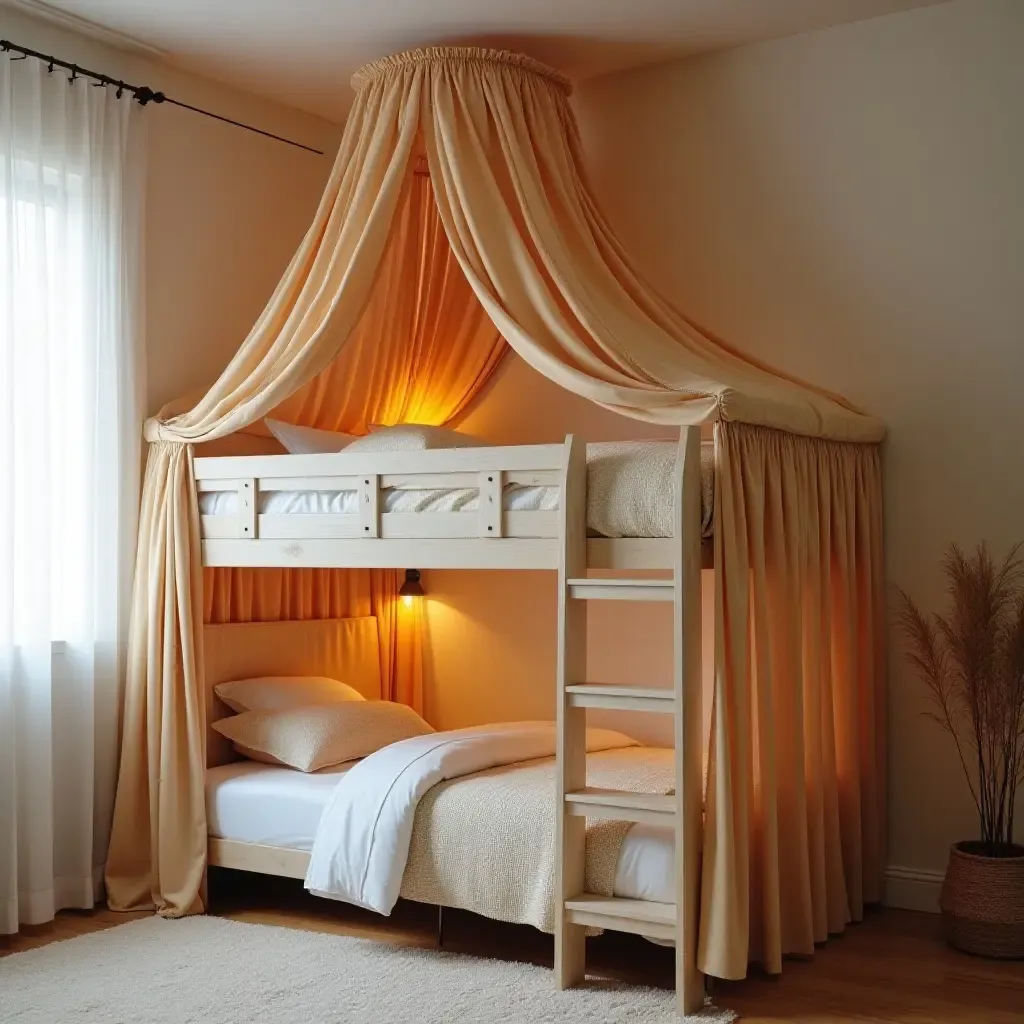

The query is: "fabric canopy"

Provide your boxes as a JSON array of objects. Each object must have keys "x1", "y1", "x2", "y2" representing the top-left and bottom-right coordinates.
[{"x1": 106, "y1": 47, "x2": 886, "y2": 981}]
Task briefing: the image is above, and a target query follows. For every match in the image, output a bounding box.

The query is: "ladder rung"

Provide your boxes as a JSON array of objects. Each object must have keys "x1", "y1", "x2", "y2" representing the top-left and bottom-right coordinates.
[
  {"x1": 565, "y1": 788, "x2": 675, "y2": 826},
  {"x1": 564, "y1": 895, "x2": 676, "y2": 942},
  {"x1": 566, "y1": 683, "x2": 675, "y2": 712},
  {"x1": 567, "y1": 578, "x2": 674, "y2": 602}
]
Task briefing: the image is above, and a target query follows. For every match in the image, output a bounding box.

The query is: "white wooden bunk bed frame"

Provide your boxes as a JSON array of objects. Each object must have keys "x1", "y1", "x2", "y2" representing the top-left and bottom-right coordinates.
[{"x1": 197, "y1": 427, "x2": 706, "y2": 1017}]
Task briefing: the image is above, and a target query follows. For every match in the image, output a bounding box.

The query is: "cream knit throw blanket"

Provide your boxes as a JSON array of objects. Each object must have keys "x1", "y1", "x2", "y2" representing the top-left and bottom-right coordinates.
[{"x1": 400, "y1": 747, "x2": 675, "y2": 932}]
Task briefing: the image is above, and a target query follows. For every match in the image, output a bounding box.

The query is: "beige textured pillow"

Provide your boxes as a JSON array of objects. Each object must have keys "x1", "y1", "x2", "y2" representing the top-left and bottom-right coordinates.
[
  {"x1": 211, "y1": 701, "x2": 435, "y2": 772},
  {"x1": 214, "y1": 675, "x2": 367, "y2": 714},
  {"x1": 344, "y1": 424, "x2": 484, "y2": 453}
]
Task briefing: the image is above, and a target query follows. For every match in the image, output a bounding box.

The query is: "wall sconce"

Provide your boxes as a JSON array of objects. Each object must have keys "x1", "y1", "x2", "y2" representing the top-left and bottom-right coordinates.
[{"x1": 399, "y1": 568, "x2": 425, "y2": 608}]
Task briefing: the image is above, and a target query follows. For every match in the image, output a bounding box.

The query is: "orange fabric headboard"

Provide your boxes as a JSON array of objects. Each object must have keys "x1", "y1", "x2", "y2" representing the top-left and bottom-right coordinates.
[{"x1": 203, "y1": 616, "x2": 381, "y2": 767}]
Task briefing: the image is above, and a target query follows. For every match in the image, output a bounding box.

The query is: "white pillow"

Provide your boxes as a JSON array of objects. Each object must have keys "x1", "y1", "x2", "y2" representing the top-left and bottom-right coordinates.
[
  {"x1": 343, "y1": 424, "x2": 485, "y2": 453},
  {"x1": 265, "y1": 418, "x2": 355, "y2": 455},
  {"x1": 211, "y1": 701, "x2": 435, "y2": 772},
  {"x1": 214, "y1": 675, "x2": 367, "y2": 714}
]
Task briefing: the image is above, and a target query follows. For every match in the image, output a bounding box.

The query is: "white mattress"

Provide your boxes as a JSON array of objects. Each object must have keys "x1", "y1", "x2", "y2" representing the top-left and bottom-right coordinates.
[
  {"x1": 207, "y1": 761, "x2": 354, "y2": 852},
  {"x1": 206, "y1": 761, "x2": 676, "y2": 905},
  {"x1": 199, "y1": 440, "x2": 714, "y2": 539}
]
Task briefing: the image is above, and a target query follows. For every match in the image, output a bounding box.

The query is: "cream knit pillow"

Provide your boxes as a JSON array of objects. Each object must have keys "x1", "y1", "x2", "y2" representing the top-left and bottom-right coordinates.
[
  {"x1": 211, "y1": 701, "x2": 434, "y2": 772},
  {"x1": 214, "y1": 675, "x2": 367, "y2": 714},
  {"x1": 343, "y1": 424, "x2": 485, "y2": 452}
]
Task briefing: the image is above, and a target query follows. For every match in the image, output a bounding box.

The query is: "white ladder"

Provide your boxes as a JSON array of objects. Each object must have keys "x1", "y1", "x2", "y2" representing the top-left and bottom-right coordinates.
[{"x1": 555, "y1": 427, "x2": 704, "y2": 1017}]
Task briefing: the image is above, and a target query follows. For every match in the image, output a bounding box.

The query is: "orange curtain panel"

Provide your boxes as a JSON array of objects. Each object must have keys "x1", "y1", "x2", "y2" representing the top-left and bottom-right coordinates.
[{"x1": 273, "y1": 162, "x2": 504, "y2": 433}]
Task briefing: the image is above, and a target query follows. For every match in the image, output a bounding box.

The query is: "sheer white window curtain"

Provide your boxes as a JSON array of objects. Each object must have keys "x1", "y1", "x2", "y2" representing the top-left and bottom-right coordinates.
[{"x1": 0, "y1": 55, "x2": 143, "y2": 933}]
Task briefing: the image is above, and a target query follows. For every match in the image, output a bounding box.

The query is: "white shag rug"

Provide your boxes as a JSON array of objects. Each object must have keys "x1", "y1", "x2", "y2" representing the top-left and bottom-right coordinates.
[{"x1": 1, "y1": 916, "x2": 736, "y2": 1023}]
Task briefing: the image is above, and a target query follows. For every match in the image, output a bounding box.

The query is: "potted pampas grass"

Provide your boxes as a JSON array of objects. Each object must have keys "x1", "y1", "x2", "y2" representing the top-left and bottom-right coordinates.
[{"x1": 897, "y1": 544, "x2": 1024, "y2": 958}]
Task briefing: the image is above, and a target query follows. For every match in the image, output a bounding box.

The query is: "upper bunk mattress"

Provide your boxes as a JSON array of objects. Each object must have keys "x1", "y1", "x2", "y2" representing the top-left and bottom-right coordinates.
[{"x1": 200, "y1": 440, "x2": 714, "y2": 539}]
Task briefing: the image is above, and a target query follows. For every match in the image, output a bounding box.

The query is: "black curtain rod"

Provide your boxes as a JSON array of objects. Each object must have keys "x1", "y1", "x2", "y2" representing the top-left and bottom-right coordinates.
[{"x1": 0, "y1": 39, "x2": 325, "y2": 155}]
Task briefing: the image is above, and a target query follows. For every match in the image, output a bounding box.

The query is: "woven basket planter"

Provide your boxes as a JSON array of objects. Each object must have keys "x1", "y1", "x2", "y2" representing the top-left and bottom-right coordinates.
[{"x1": 939, "y1": 841, "x2": 1024, "y2": 958}]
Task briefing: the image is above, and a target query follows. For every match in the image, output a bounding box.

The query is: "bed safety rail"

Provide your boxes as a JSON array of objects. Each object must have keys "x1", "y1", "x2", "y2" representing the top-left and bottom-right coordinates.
[{"x1": 194, "y1": 442, "x2": 572, "y2": 570}]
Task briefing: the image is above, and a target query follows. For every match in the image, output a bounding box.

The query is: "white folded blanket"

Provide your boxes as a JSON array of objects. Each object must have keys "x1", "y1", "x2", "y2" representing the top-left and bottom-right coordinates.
[{"x1": 304, "y1": 721, "x2": 638, "y2": 914}]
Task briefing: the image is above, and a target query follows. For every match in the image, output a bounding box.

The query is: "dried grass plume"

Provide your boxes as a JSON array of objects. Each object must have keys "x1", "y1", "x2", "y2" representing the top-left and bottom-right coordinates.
[{"x1": 896, "y1": 544, "x2": 1024, "y2": 855}]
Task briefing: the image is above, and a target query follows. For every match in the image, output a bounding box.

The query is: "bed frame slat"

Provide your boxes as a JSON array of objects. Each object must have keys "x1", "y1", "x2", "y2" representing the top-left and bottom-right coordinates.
[
  {"x1": 193, "y1": 443, "x2": 566, "y2": 479},
  {"x1": 208, "y1": 838, "x2": 309, "y2": 880},
  {"x1": 259, "y1": 475, "x2": 360, "y2": 492}
]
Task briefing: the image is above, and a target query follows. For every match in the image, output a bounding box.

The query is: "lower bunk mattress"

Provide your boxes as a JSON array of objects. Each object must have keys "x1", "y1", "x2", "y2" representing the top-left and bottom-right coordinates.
[
  {"x1": 207, "y1": 755, "x2": 678, "y2": 915},
  {"x1": 200, "y1": 440, "x2": 715, "y2": 539}
]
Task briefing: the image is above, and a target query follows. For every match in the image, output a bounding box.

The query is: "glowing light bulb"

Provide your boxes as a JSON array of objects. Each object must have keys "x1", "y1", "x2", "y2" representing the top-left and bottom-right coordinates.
[{"x1": 398, "y1": 569, "x2": 424, "y2": 605}]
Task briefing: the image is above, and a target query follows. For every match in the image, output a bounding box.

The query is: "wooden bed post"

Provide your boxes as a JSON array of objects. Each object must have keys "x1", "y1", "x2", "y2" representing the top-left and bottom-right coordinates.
[
  {"x1": 555, "y1": 433, "x2": 588, "y2": 987},
  {"x1": 674, "y1": 425, "x2": 704, "y2": 1015}
]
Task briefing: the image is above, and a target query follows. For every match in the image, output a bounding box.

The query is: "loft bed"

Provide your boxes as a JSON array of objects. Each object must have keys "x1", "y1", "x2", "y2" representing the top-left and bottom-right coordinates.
[
  {"x1": 106, "y1": 46, "x2": 887, "y2": 1023},
  {"x1": 193, "y1": 433, "x2": 714, "y2": 571}
]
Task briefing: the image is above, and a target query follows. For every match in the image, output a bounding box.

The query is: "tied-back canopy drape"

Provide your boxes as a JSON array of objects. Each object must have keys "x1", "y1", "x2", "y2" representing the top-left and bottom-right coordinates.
[{"x1": 107, "y1": 47, "x2": 886, "y2": 981}]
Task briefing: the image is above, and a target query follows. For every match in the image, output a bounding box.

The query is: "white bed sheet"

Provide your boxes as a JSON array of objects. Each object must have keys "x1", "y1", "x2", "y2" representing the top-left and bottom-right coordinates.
[
  {"x1": 207, "y1": 761, "x2": 353, "y2": 852},
  {"x1": 206, "y1": 761, "x2": 676, "y2": 905},
  {"x1": 199, "y1": 440, "x2": 714, "y2": 539}
]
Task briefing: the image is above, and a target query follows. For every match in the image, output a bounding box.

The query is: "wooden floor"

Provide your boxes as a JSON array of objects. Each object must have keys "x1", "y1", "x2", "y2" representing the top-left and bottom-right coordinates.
[{"x1": 3, "y1": 870, "x2": 1023, "y2": 1023}]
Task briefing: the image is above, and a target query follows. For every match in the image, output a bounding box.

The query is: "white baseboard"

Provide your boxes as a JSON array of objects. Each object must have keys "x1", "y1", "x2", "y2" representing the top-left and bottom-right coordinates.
[{"x1": 884, "y1": 865, "x2": 944, "y2": 913}]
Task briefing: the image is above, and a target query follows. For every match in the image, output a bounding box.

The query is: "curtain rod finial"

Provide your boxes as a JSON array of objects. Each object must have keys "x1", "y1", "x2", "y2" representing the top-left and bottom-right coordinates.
[{"x1": 134, "y1": 86, "x2": 165, "y2": 106}]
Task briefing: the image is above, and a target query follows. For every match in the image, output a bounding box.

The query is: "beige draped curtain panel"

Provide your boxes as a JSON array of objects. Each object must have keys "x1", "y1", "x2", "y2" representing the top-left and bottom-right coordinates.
[{"x1": 106, "y1": 47, "x2": 886, "y2": 981}]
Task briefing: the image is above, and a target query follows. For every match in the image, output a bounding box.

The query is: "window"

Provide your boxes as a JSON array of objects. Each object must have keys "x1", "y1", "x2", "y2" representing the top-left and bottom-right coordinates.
[{"x1": 0, "y1": 157, "x2": 102, "y2": 643}]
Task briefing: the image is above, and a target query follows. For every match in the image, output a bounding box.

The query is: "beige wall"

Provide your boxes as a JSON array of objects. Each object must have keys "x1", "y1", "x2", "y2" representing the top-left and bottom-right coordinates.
[
  {"x1": 0, "y1": 7, "x2": 340, "y2": 419},
  {"x1": 567, "y1": 0, "x2": 1024, "y2": 885}
]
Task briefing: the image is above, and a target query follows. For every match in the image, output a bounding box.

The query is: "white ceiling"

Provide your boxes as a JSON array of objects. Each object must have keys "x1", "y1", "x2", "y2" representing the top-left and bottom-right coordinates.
[{"x1": 10, "y1": 0, "x2": 949, "y2": 122}]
